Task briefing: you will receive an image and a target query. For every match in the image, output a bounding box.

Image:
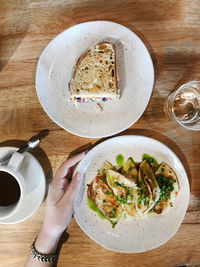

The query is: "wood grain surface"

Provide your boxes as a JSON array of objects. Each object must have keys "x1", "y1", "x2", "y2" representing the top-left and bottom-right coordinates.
[{"x1": 0, "y1": 0, "x2": 200, "y2": 266}]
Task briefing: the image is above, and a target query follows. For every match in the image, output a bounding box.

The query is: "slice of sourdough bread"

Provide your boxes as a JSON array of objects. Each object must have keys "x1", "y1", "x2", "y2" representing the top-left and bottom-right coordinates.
[{"x1": 69, "y1": 42, "x2": 119, "y2": 102}]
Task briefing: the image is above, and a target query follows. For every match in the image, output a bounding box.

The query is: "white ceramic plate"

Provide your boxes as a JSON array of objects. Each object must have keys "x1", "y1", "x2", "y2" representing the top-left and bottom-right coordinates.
[
  {"x1": 36, "y1": 21, "x2": 154, "y2": 138},
  {"x1": 0, "y1": 147, "x2": 46, "y2": 224},
  {"x1": 74, "y1": 136, "x2": 190, "y2": 253}
]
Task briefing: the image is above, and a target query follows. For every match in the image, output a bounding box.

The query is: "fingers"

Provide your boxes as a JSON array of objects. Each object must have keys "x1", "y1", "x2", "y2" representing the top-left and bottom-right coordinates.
[
  {"x1": 63, "y1": 171, "x2": 83, "y2": 202},
  {"x1": 54, "y1": 151, "x2": 86, "y2": 180},
  {"x1": 48, "y1": 177, "x2": 68, "y2": 200}
]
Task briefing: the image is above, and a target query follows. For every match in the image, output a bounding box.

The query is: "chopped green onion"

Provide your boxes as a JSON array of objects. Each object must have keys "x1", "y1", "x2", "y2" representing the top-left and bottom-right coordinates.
[
  {"x1": 106, "y1": 191, "x2": 113, "y2": 196},
  {"x1": 115, "y1": 196, "x2": 129, "y2": 205},
  {"x1": 144, "y1": 196, "x2": 149, "y2": 205},
  {"x1": 138, "y1": 197, "x2": 143, "y2": 204},
  {"x1": 112, "y1": 209, "x2": 116, "y2": 214},
  {"x1": 114, "y1": 181, "x2": 123, "y2": 187},
  {"x1": 137, "y1": 189, "x2": 141, "y2": 195}
]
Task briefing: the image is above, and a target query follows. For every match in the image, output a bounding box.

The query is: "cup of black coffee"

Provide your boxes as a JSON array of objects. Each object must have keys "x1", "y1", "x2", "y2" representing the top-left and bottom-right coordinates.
[{"x1": 0, "y1": 152, "x2": 25, "y2": 219}]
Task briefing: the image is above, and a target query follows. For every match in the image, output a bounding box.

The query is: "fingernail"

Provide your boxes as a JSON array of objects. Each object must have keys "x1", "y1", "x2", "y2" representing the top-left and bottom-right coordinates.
[{"x1": 80, "y1": 150, "x2": 88, "y2": 156}]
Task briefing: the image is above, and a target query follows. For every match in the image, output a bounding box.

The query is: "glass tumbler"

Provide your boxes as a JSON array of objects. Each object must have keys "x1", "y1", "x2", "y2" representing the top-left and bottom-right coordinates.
[{"x1": 164, "y1": 81, "x2": 200, "y2": 130}]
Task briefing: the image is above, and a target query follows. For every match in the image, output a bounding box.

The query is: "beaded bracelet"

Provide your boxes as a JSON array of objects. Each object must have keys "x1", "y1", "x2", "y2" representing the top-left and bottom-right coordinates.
[{"x1": 30, "y1": 238, "x2": 58, "y2": 263}]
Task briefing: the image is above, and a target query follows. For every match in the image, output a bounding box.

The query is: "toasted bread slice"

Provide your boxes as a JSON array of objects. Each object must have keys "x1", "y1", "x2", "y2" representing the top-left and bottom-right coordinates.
[{"x1": 69, "y1": 42, "x2": 119, "y2": 102}]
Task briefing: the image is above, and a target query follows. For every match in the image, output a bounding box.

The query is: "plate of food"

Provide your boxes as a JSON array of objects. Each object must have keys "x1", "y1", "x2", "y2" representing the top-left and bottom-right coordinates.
[
  {"x1": 74, "y1": 135, "x2": 190, "y2": 253},
  {"x1": 36, "y1": 21, "x2": 154, "y2": 138}
]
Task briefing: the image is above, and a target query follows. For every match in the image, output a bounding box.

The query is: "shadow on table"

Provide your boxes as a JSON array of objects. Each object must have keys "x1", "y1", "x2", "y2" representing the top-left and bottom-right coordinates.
[
  {"x1": 0, "y1": 0, "x2": 30, "y2": 71},
  {"x1": 0, "y1": 130, "x2": 53, "y2": 198},
  {"x1": 68, "y1": 143, "x2": 93, "y2": 158},
  {"x1": 110, "y1": 22, "x2": 167, "y2": 124},
  {"x1": 91, "y1": 128, "x2": 192, "y2": 190},
  {"x1": 121, "y1": 23, "x2": 158, "y2": 78},
  {"x1": 172, "y1": 62, "x2": 200, "y2": 93}
]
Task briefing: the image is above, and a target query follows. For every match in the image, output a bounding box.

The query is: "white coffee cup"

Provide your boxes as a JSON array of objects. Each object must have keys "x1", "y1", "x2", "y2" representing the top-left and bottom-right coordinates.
[{"x1": 0, "y1": 152, "x2": 25, "y2": 219}]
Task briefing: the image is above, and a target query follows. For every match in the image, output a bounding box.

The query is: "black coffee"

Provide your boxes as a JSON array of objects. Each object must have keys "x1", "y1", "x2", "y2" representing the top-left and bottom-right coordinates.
[{"x1": 0, "y1": 171, "x2": 21, "y2": 206}]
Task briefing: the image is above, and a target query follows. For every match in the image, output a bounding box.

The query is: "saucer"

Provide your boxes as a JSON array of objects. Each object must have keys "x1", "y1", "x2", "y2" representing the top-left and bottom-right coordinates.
[{"x1": 0, "y1": 147, "x2": 46, "y2": 224}]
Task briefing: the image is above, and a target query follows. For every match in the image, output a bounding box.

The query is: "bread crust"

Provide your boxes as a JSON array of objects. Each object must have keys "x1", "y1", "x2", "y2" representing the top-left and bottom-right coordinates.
[{"x1": 68, "y1": 42, "x2": 118, "y2": 100}]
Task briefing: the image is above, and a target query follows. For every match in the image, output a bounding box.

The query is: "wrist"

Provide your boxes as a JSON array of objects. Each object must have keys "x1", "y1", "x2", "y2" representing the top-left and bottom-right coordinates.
[{"x1": 35, "y1": 226, "x2": 63, "y2": 254}]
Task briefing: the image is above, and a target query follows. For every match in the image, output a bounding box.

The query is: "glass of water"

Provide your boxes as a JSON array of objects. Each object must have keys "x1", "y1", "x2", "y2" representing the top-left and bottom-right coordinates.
[{"x1": 164, "y1": 81, "x2": 200, "y2": 130}]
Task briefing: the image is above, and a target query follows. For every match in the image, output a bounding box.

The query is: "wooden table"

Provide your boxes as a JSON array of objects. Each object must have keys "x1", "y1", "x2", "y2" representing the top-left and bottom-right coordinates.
[{"x1": 0, "y1": 0, "x2": 200, "y2": 266}]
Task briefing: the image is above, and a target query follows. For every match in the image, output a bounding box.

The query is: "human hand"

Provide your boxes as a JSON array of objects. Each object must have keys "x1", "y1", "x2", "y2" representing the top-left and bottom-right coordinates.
[{"x1": 35, "y1": 152, "x2": 86, "y2": 254}]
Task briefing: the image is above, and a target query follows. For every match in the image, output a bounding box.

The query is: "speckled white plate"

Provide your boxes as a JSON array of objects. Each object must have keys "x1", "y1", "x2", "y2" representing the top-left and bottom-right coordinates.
[
  {"x1": 36, "y1": 21, "x2": 154, "y2": 138},
  {"x1": 74, "y1": 135, "x2": 190, "y2": 253}
]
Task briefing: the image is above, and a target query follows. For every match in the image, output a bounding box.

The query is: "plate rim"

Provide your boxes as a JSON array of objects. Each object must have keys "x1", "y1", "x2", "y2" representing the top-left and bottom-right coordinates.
[
  {"x1": 35, "y1": 20, "x2": 155, "y2": 138},
  {"x1": 74, "y1": 135, "x2": 190, "y2": 253}
]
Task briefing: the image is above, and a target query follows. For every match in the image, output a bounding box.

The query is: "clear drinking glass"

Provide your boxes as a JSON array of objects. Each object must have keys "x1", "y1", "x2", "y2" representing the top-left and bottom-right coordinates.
[{"x1": 164, "y1": 81, "x2": 200, "y2": 130}]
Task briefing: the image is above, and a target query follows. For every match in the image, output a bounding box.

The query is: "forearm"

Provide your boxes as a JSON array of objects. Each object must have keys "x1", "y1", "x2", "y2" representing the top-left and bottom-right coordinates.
[
  {"x1": 24, "y1": 226, "x2": 62, "y2": 267},
  {"x1": 25, "y1": 153, "x2": 85, "y2": 267}
]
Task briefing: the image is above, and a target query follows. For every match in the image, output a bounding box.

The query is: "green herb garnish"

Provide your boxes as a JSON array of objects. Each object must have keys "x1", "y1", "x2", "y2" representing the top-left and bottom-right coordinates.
[
  {"x1": 111, "y1": 221, "x2": 117, "y2": 228},
  {"x1": 138, "y1": 197, "x2": 143, "y2": 204},
  {"x1": 106, "y1": 191, "x2": 114, "y2": 196},
  {"x1": 116, "y1": 154, "x2": 125, "y2": 167},
  {"x1": 137, "y1": 189, "x2": 141, "y2": 196},
  {"x1": 112, "y1": 209, "x2": 116, "y2": 214},
  {"x1": 156, "y1": 176, "x2": 174, "y2": 203},
  {"x1": 144, "y1": 196, "x2": 149, "y2": 205},
  {"x1": 87, "y1": 197, "x2": 106, "y2": 220},
  {"x1": 126, "y1": 187, "x2": 133, "y2": 196},
  {"x1": 115, "y1": 196, "x2": 130, "y2": 205},
  {"x1": 142, "y1": 153, "x2": 158, "y2": 165},
  {"x1": 129, "y1": 194, "x2": 133, "y2": 201}
]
